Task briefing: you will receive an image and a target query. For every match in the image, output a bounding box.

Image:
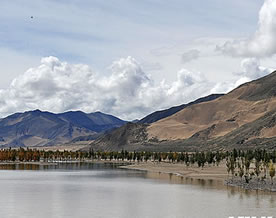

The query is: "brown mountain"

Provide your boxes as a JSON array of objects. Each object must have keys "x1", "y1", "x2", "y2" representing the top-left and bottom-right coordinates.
[
  {"x1": 86, "y1": 70, "x2": 276, "y2": 151},
  {"x1": 138, "y1": 94, "x2": 223, "y2": 124}
]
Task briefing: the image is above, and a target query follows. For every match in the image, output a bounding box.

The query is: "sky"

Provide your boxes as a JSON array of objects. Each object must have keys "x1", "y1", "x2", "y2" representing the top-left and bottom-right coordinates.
[{"x1": 0, "y1": 0, "x2": 276, "y2": 120}]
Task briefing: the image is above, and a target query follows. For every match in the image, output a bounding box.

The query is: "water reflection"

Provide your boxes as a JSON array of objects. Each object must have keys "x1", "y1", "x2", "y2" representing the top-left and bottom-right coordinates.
[
  {"x1": 0, "y1": 162, "x2": 127, "y2": 171},
  {"x1": 145, "y1": 171, "x2": 224, "y2": 189}
]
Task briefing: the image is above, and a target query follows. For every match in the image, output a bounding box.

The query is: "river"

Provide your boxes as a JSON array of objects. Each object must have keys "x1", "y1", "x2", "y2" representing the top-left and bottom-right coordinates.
[{"x1": 0, "y1": 162, "x2": 275, "y2": 218}]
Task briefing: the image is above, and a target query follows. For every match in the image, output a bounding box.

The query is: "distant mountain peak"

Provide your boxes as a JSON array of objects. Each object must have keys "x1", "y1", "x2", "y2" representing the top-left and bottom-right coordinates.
[{"x1": 0, "y1": 110, "x2": 126, "y2": 148}]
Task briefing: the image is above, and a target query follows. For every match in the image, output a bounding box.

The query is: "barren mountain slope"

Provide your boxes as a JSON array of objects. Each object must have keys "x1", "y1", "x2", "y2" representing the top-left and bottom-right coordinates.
[
  {"x1": 139, "y1": 94, "x2": 223, "y2": 124},
  {"x1": 147, "y1": 72, "x2": 276, "y2": 141},
  {"x1": 147, "y1": 98, "x2": 276, "y2": 140}
]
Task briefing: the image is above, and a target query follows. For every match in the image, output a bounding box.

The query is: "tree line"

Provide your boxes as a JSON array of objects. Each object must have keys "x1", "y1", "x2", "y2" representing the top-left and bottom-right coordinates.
[
  {"x1": 0, "y1": 148, "x2": 227, "y2": 164},
  {"x1": 0, "y1": 147, "x2": 275, "y2": 183},
  {"x1": 0, "y1": 148, "x2": 274, "y2": 164}
]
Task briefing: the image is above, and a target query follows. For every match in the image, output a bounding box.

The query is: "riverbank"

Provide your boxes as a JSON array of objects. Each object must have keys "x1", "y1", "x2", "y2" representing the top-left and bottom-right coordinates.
[
  {"x1": 225, "y1": 178, "x2": 276, "y2": 192},
  {"x1": 121, "y1": 161, "x2": 276, "y2": 192},
  {"x1": 0, "y1": 161, "x2": 58, "y2": 165},
  {"x1": 120, "y1": 161, "x2": 228, "y2": 181},
  {"x1": 0, "y1": 160, "x2": 227, "y2": 181}
]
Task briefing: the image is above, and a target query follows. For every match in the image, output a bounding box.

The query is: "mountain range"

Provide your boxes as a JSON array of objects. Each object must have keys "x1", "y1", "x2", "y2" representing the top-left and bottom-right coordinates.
[
  {"x1": 85, "y1": 70, "x2": 276, "y2": 151},
  {"x1": 0, "y1": 110, "x2": 126, "y2": 147},
  {"x1": 2, "y1": 70, "x2": 276, "y2": 151},
  {"x1": 0, "y1": 91, "x2": 223, "y2": 148}
]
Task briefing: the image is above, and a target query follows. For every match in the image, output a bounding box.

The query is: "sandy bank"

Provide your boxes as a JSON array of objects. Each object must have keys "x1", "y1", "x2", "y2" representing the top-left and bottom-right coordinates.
[{"x1": 120, "y1": 161, "x2": 228, "y2": 181}]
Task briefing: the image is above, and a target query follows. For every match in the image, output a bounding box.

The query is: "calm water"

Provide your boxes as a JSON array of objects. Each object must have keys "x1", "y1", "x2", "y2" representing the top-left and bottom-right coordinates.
[{"x1": 0, "y1": 163, "x2": 275, "y2": 218}]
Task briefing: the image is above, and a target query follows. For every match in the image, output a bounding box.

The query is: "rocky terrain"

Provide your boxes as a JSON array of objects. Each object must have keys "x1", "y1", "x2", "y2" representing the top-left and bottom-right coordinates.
[{"x1": 225, "y1": 178, "x2": 276, "y2": 192}]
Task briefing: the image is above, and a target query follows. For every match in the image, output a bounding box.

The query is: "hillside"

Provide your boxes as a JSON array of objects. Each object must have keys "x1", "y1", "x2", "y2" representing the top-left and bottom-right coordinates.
[
  {"x1": 0, "y1": 110, "x2": 126, "y2": 147},
  {"x1": 138, "y1": 94, "x2": 223, "y2": 124},
  {"x1": 88, "y1": 123, "x2": 149, "y2": 151},
  {"x1": 86, "y1": 70, "x2": 276, "y2": 151},
  {"x1": 147, "y1": 72, "x2": 276, "y2": 142}
]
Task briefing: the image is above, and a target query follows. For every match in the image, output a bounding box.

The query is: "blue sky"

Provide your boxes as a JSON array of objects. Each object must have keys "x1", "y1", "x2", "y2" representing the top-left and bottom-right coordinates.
[
  {"x1": 0, "y1": 0, "x2": 263, "y2": 76},
  {"x1": 0, "y1": 0, "x2": 275, "y2": 119}
]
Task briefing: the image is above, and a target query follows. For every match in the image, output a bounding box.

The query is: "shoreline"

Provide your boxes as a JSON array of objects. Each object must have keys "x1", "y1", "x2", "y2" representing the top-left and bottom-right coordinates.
[
  {"x1": 0, "y1": 162, "x2": 58, "y2": 166},
  {"x1": 0, "y1": 160, "x2": 132, "y2": 166},
  {"x1": 225, "y1": 178, "x2": 276, "y2": 192},
  {"x1": 120, "y1": 162, "x2": 276, "y2": 193},
  {"x1": 120, "y1": 161, "x2": 228, "y2": 181}
]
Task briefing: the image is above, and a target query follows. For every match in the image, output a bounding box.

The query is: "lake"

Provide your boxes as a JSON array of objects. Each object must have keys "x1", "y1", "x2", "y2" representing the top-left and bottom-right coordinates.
[{"x1": 0, "y1": 162, "x2": 275, "y2": 218}]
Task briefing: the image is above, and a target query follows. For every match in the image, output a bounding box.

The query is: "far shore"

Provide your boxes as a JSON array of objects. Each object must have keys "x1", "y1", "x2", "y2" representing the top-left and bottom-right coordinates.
[
  {"x1": 0, "y1": 159, "x2": 132, "y2": 166},
  {"x1": 120, "y1": 161, "x2": 228, "y2": 181},
  {"x1": 120, "y1": 161, "x2": 276, "y2": 192},
  {"x1": 0, "y1": 161, "x2": 58, "y2": 166}
]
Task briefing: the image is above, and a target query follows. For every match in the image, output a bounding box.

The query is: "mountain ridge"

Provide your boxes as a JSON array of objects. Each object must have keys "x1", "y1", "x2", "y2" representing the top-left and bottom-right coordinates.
[
  {"x1": 138, "y1": 94, "x2": 224, "y2": 124},
  {"x1": 0, "y1": 109, "x2": 126, "y2": 147}
]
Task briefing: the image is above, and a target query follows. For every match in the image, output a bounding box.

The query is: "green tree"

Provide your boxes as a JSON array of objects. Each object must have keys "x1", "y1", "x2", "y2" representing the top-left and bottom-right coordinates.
[
  {"x1": 254, "y1": 160, "x2": 261, "y2": 180},
  {"x1": 238, "y1": 161, "x2": 244, "y2": 181},
  {"x1": 229, "y1": 157, "x2": 236, "y2": 179},
  {"x1": 269, "y1": 161, "x2": 275, "y2": 185},
  {"x1": 226, "y1": 158, "x2": 231, "y2": 178}
]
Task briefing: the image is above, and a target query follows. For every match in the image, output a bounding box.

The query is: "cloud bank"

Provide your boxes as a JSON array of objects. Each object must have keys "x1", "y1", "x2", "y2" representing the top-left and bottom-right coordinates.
[
  {"x1": 217, "y1": 0, "x2": 276, "y2": 57},
  {"x1": 181, "y1": 49, "x2": 200, "y2": 63},
  {"x1": 0, "y1": 56, "x2": 272, "y2": 120},
  {"x1": 210, "y1": 58, "x2": 272, "y2": 94}
]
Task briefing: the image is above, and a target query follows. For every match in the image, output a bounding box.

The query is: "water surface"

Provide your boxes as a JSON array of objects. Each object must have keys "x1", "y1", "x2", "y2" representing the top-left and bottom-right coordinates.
[{"x1": 0, "y1": 163, "x2": 275, "y2": 218}]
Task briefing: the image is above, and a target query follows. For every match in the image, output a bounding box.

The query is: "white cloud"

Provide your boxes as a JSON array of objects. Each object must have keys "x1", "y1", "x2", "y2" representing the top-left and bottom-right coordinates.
[
  {"x1": 181, "y1": 49, "x2": 200, "y2": 63},
  {"x1": 217, "y1": 0, "x2": 276, "y2": 57},
  {"x1": 210, "y1": 58, "x2": 272, "y2": 93},
  {"x1": 0, "y1": 56, "x2": 216, "y2": 120},
  {"x1": 0, "y1": 56, "x2": 273, "y2": 120},
  {"x1": 239, "y1": 58, "x2": 272, "y2": 80}
]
